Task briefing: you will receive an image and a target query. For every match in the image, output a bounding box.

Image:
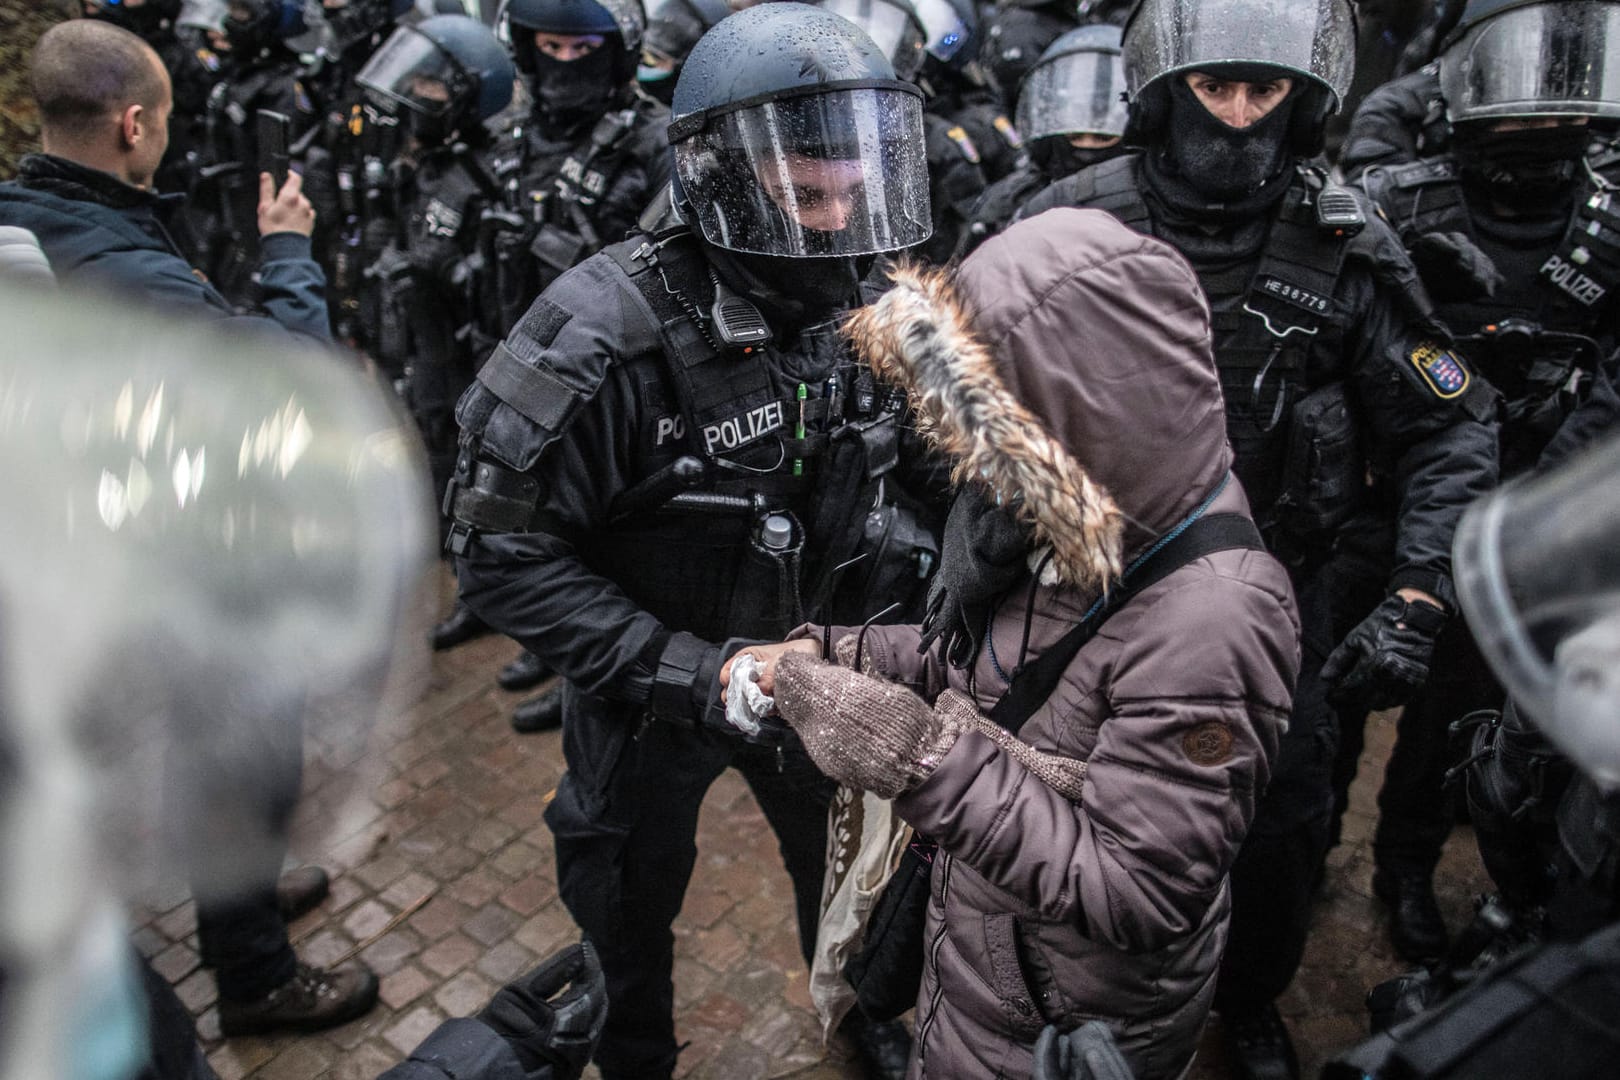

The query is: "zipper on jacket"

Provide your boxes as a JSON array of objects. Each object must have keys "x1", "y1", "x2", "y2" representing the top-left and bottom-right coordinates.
[{"x1": 915, "y1": 851, "x2": 953, "y2": 1070}]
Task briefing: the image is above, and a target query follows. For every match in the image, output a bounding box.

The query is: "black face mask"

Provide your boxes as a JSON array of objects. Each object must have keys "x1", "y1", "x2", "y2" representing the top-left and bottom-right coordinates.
[
  {"x1": 409, "y1": 107, "x2": 453, "y2": 148},
  {"x1": 223, "y1": 14, "x2": 273, "y2": 58},
  {"x1": 1454, "y1": 123, "x2": 1592, "y2": 210},
  {"x1": 710, "y1": 248, "x2": 877, "y2": 328},
  {"x1": 1165, "y1": 76, "x2": 1297, "y2": 202},
  {"x1": 529, "y1": 49, "x2": 621, "y2": 130},
  {"x1": 1029, "y1": 137, "x2": 1124, "y2": 179}
]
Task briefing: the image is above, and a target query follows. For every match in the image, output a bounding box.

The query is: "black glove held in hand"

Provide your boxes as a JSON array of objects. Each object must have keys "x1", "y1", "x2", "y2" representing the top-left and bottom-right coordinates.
[
  {"x1": 478, "y1": 941, "x2": 607, "y2": 1080},
  {"x1": 1322, "y1": 594, "x2": 1448, "y2": 710},
  {"x1": 1409, "y1": 231, "x2": 1505, "y2": 303}
]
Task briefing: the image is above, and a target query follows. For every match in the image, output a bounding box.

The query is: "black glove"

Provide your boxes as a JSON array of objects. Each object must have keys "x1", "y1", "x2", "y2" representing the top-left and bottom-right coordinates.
[
  {"x1": 1408, "y1": 231, "x2": 1505, "y2": 303},
  {"x1": 477, "y1": 941, "x2": 607, "y2": 1080},
  {"x1": 1322, "y1": 594, "x2": 1449, "y2": 710}
]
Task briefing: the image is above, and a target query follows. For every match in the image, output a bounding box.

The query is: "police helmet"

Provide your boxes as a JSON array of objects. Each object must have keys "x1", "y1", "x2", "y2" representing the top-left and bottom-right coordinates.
[
  {"x1": 668, "y1": 2, "x2": 932, "y2": 257},
  {"x1": 912, "y1": 0, "x2": 977, "y2": 71},
  {"x1": 222, "y1": 0, "x2": 311, "y2": 54},
  {"x1": 501, "y1": 0, "x2": 643, "y2": 83},
  {"x1": 359, "y1": 13, "x2": 516, "y2": 127},
  {"x1": 1017, "y1": 24, "x2": 1128, "y2": 143},
  {"x1": 815, "y1": 0, "x2": 929, "y2": 83},
  {"x1": 178, "y1": 0, "x2": 229, "y2": 32},
  {"x1": 322, "y1": 0, "x2": 415, "y2": 51},
  {"x1": 1120, "y1": 0, "x2": 1357, "y2": 155},
  {"x1": 1439, "y1": 0, "x2": 1620, "y2": 123}
]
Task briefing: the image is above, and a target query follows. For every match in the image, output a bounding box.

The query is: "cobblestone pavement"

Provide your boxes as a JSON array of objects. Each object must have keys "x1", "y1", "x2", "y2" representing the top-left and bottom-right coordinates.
[{"x1": 133, "y1": 569, "x2": 1493, "y2": 1080}]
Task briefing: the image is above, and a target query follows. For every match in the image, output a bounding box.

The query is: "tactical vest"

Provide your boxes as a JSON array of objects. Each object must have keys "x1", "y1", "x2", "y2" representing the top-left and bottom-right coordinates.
[
  {"x1": 449, "y1": 227, "x2": 937, "y2": 641},
  {"x1": 1363, "y1": 151, "x2": 1620, "y2": 337},
  {"x1": 1066, "y1": 156, "x2": 1358, "y2": 525},
  {"x1": 476, "y1": 103, "x2": 658, "y2": 339},
  {"x1": 1363, "y1": 147, "x2": 1620, "y2": 465}
]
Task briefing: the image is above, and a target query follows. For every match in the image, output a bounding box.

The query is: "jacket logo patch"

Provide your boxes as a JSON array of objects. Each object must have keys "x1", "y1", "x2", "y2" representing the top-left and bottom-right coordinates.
[
  {"x1": 946, "y1": 126, "x2": 981, "y2": 165},
  {"x1": 703, "y1": 401, "x2": 784, "y2": 455},
  {"x1": 1540, "y1": 252, "x2": 1607, "y2": 307},
  {"x1": 1408, "y1": 341, "x2": 1470, "y2": 399},
  {"x1": 1183, "y1": 722, "x2": 1234, "y2": 766},
  {"x1": 1258, "y1": 275, "x2": 1331, "y2": 315}
]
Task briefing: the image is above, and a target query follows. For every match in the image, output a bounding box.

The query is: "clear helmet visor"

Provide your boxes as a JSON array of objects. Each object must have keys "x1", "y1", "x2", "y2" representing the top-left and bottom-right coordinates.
[
  {"x1": 357, "y1": 24, "x2": 464, "y2": 116},
  {"x1": 913, "y1": 0, "x2": 970, "y2": 62},
  {"x1": 1123, "y1": 0, "x2": 1356, "y2": 108},
  {"x1": 821, "y1": 0, "x2": 927, "y2": 82},
  {"x1": 673, "y1": 85, "x2": 932, "y2": 257},
  {"x1": 1017, "y1": 48, "x2": 1129, "y2": 141},
  {"x1": 1454, "y1": 431, "x2": 1620, "y2": 791},
  {"x1": 1440, "y1": 2, "x2": 1620, "y2": 123}
]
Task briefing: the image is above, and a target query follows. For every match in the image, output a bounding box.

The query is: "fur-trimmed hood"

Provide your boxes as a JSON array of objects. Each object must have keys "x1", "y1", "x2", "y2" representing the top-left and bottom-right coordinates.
[{"x1": 846, "y1": 207, "x2": 1233, "y2": 587}]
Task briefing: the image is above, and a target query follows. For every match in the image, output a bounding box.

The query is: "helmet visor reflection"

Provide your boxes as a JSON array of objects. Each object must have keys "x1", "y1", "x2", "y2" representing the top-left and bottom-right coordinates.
[{"x1": 673, "y1": 85, "x2": 932, "y2": 256}]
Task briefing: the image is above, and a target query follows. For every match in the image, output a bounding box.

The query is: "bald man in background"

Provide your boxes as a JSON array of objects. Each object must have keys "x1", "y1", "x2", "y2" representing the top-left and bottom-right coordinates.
[{"x1": 0, "y1": 17, "x2": 329, "y2": 345}]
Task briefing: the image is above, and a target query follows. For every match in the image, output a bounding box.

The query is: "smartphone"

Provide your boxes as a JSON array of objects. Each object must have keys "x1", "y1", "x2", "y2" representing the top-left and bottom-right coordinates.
[{"x1": 257, "y1": 109, "x2": 291, "y2": 190}]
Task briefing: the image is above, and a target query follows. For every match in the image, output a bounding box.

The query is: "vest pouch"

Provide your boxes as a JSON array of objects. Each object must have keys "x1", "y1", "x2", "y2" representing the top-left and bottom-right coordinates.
[
  {"x1": 1276, "y1": 381, "x2": 1363, "y2": 539},
  {"x1": 369, "y1": 246, "x2": 414, "y2": 374},
  {"x1": 825, "y1": 501, "x2": 939, "y2": 627},
  {"x1": 530, "y1": 223, "x2": 587, "y2": 277},
  {"x1": 726, "y1": 510, "x2": 806, "y2": 641}
]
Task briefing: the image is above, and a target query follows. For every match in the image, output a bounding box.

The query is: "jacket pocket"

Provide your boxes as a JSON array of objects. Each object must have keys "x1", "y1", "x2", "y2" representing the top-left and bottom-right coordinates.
[{"x1": 983, "y1": 912, "x2": 1050, "y2": 1040}]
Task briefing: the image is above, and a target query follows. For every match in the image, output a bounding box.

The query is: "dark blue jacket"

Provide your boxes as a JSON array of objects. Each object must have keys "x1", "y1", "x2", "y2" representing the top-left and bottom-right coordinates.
[{"x1": 0, "y1": 154, "x2": 330, "y2": 345}]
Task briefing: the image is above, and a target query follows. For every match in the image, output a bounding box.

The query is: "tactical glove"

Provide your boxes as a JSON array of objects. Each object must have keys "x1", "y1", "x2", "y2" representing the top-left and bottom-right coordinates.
[
  {"x1": 1408, "y1": 231, "x2": 1505, "y2": 303},
  {"x1": 773, "y1": 653, "x2": 974, "y2": 798},
  {"x1": 1322, "y1": 594, "x2": 1449, "y2": 710},
  {"x1": 477, "y1": 941, "x2": 607, "y2": 1080}
]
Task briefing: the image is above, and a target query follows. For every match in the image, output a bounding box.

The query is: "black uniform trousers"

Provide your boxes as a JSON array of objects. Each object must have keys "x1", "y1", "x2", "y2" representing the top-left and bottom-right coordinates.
[
  {"x1": 1217, "y1": 538, "x2": 1387, "y2": 1011},
  {"x1": 543, "y1": 683, "x2": 836, "y2": 1079}
]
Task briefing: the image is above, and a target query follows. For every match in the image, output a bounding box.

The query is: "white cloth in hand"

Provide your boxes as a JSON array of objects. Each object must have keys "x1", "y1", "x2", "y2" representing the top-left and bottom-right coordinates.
[{"x1": 725, "y1": 653, "x2": 775, "y2": 737}]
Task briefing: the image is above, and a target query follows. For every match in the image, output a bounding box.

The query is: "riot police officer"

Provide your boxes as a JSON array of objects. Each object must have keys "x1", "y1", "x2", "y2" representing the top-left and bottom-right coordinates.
[
  {"x1": 958, "y1": 23, "x2": 1128, "y2": 257},
  {"x1": 636, "y1": 0, "x2": 733, "y2": 107},
  {"x1": 301, "y1": 0, "x2": 413, "y2": 351},
  {"x1": 446, "y1": 6, "x2": 938, "y2": 1075},
  {"x1": 487, "y1": 0, "x2": 669, "y2": 331},
  {"x1": 816, "y1": 0, "x2": 988, "y2": 262},
  {"x1": 1017, "y1": 1, "x2": 1500, "y2": 1076},
  {"x1": 201, "y1": 0, "x2": 324, "y2": 304},
  {"x1": 911, "y1": 0, "x2": 1026, "y2": 184},
  {"x1": 1352, "y1": 0, "x2": 1620, "y2": 965},
  {"x1": 979, "y1": 0, "x2": 1078, "y2": 105},
  {"x1": 356, "y1": 13, "x2": 514, "y2": 511}
]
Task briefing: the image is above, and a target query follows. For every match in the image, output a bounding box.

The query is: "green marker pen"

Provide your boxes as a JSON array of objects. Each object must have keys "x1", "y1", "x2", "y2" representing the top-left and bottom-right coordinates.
[{"x1": 794, "y1": 382, "x2": 807, "y2": 476}]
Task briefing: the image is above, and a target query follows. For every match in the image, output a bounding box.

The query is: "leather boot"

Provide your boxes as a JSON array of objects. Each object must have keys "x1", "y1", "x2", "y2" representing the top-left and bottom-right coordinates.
[
  {"x1": 512, "y1": 684, "x2": 564, "y2": 734},
  {"x1": 274, "y1": 866, "x2": 330, "y2": 921},
  {"x1": 431, "y1": 600, "x2": 491, "y2": 651},
  {"x1": 217, "y1": 961, "x2": 379, "y2": 1037},
  {"x1": 498, "y1": 650, "x2": 551, "y2": 692},
  {"x1": 1374, "y1": 866, "x2": 1449, "y2": 964},
  {"x1": 1222, "y1": 1001, "x2": 1300, "y2": 1080}
]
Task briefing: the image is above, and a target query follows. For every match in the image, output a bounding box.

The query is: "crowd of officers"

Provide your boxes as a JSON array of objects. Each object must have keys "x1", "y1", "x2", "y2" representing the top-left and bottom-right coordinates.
[{"x1": 78, "y1": 0, "x2": 1620, "y2": 1078}]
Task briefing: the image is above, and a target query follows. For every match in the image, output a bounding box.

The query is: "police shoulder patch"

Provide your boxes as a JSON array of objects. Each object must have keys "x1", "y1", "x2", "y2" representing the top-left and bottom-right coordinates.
[
  {"x1": 294, "y1": 81, "x2": 313, "y2": 114},
  {"x1": 946, "y1": 126, "x2": 981, "y2": 165},
  {"x1": 992, "y1": 115, "x2": 1023, "y2": 150},
  {"x1": 1408, "y1": 341, "x2": 1471, "y2": 399}
]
